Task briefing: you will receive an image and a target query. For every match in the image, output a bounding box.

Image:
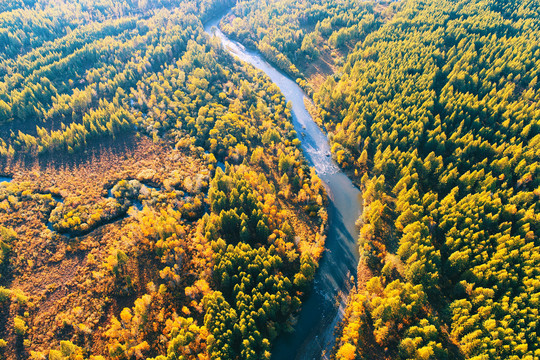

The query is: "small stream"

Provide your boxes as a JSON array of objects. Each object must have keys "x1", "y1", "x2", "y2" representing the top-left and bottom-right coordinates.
[
  {"x1": 107, "y1": 182, "x2": 161, "y2": 212},
  {"x1": 0, "y1": 174, "x2": 188, "y2": 237},
  {"x1": 45, "y1": 181, "x2": 161, "y2": 235},
  {"x1": 204, "y1": 13, "x2": 363, "y2": 360}
]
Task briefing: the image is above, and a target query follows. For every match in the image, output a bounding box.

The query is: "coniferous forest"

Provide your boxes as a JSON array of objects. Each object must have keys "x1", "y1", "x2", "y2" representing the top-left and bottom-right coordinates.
[{"x1": 0, "y1": 0, "x2": 539, "y2": 359}]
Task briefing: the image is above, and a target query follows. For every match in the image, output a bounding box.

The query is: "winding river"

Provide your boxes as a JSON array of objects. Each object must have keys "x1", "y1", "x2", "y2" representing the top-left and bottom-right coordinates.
[{"x1": 204, "y1": 13, "x2": 363, "y2": 360}]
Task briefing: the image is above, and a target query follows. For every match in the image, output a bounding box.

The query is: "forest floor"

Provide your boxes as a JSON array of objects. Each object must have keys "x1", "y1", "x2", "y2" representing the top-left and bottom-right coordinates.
[
  {"x1": 300, "y1": 0, "x2": 392, "y2": 93},
  {"x1": 0, "y1": 136, "x2": 209, "y2": 356},
  {"x1": 301, "y1": 46, "x2": 342, "y2": 93},
  {"x1": 3, "y1": 134, "x2": 187, "y2": 201}
]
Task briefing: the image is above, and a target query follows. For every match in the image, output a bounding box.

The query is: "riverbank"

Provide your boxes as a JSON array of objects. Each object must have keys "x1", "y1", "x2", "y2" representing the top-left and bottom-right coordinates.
[{"x1": 204, "y1": 14, "x2": 363, "y2": 360}]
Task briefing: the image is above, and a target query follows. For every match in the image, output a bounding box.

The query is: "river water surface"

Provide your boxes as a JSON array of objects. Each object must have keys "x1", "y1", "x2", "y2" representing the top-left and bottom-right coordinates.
[{"x1": 204, "y1": 14, "x2": 363, "y2": 360}]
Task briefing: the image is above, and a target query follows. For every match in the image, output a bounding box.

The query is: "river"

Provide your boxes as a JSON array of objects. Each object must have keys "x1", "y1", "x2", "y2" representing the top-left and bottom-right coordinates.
[{"x1": 204, "y1": 13, "x2": 363, "y2": 360}]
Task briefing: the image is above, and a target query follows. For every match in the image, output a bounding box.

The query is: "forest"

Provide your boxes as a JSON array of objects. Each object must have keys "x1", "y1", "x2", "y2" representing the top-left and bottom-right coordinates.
[
  {"x1": 1, "y1": 0, "x2": 539, "y2": 359},
  {"x1": 0, "y1": 0, "x2": 328, "y2": 358},
  {"x1": 220, "y1": 0, "x2": 391, "y2": 92},
  {"x1": 222, "y1": 0, "x2": 540, "y2": 359}
]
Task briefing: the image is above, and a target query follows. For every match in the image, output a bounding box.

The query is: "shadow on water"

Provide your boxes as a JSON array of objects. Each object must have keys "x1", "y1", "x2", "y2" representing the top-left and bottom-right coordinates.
[{"x1": 204, "y1": 13, "x2": 363, "y2": 360}]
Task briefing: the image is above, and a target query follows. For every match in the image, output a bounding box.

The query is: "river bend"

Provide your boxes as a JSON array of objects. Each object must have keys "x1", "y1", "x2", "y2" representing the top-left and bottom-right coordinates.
[{"x1": 204, "y1": 13, "x2": 363, "y2": 360}]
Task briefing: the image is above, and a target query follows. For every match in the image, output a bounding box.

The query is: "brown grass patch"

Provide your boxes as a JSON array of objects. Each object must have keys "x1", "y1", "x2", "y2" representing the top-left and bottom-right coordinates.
[{"x1": 0, "y1": 135, "x2": 209, "y2": 357}]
